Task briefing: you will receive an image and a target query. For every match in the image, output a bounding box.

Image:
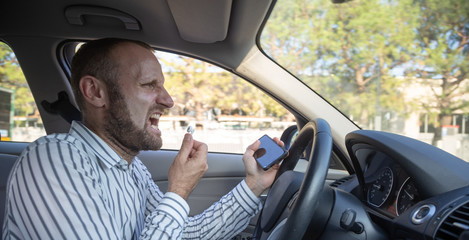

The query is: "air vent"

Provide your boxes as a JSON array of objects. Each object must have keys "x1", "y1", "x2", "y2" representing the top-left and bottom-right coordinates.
[
  {"x1": 435, "y1": 202, "x2": 469, "y2": 240},
  {"x1": 330, "y1": 175, "x2": 354, "y2": 188}
]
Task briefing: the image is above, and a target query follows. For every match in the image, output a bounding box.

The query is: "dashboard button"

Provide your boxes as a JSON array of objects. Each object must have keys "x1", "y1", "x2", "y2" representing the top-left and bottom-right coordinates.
[
  {"x1": 412, "y1": 204, "x2": 436, "y2": 224},
  {"x1": 415, "y1": 206, "x2": 430, "y2": 219}
]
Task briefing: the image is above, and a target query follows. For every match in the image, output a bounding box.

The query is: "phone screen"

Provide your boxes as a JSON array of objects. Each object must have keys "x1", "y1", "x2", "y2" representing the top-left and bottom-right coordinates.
[{"x1": 254, "y1": 135, "x2": 287, "y2": 170}]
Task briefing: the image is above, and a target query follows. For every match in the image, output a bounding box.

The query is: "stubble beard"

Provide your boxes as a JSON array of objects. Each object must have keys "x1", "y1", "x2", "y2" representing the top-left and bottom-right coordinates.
[{"x1": 104, "y1": 86, "x2": 162, "y2": 154}]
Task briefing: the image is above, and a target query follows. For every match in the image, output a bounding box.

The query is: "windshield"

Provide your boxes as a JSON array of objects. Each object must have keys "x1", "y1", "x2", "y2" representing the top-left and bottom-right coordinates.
[{"x1": 261, "y1": 0, "x2": 469, "y2": 161}]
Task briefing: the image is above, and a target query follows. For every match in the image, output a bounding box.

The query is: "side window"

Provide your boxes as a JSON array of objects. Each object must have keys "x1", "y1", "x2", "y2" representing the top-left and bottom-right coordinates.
[
  {"x1": 155, "y1": 51, "x2": 295, "y2": 154},
  {"x1": 0, "y1": 42, "x2": 46, "y2": 141},
  {"x1": 64, "y1": 44, "x2": 345, "y2": 170}
]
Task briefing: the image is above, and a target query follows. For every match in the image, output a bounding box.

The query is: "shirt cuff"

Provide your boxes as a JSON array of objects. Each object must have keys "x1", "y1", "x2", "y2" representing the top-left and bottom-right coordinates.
[
  {"x1": 155, "y1": 192, "x2": 190, "y2": 227},
  {"x1": 233, "y1": 180, "x2": 262, "y2": 215}
]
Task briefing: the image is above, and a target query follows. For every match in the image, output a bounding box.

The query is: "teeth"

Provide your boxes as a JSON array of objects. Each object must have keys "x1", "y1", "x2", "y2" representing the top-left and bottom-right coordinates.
[
  {"x1": 150, "y1": 114, "x2": 160, "y2": 130},
  {"x1": 150, "y1": 113, "x2": 161, "y2": 120}
]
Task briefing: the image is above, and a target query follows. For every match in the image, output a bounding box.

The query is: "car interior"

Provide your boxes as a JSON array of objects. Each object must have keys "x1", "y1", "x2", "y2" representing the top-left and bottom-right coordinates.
[{"x1": 1, "y1": 0, "x2": 469, "y2": 239}]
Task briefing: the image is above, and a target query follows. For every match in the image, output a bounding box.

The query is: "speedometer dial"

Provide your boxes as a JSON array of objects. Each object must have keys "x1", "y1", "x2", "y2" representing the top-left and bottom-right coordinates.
[
  {"x1": 396, "y1": 177, "x2": 420, "y2": 215},
  {"x1": 368, "y1": 167, "x2": 394, "y2": 207}
]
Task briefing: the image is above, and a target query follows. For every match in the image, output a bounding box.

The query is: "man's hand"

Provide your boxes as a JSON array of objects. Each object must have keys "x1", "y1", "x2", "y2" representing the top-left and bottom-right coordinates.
[
  {"x1": 244, "y1": 137, "x2": 285, "y2": 196},
  {"x1": 168, "y1": 133, "x2": 208, "y2": 200}
]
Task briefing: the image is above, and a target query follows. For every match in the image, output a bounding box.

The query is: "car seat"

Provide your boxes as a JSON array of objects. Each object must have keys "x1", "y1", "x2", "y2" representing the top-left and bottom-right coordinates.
[{"x1": 0, "y1": 154, "x2": 18, "y2": 236}]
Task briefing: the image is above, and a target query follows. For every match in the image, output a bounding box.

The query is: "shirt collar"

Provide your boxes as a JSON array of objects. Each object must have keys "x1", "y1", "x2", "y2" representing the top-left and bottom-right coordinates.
[{"x1": 69, "y1": 121, "x2": 125, "y2": 169}]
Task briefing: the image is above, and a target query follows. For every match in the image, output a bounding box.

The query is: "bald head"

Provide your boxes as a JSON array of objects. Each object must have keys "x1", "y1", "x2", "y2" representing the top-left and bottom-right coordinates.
[{"x1": 70, "y1": 38, "x2": 153, "y2": 113}]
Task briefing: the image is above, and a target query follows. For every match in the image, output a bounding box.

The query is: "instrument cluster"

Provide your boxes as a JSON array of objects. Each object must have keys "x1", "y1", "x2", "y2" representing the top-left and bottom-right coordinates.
[{"x1": 364, "y1": 152, "x2": 421, "y2": 216}]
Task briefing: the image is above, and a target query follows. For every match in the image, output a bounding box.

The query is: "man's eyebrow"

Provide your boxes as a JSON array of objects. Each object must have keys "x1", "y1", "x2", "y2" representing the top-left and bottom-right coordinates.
[
  {"x1": 140, "y1": 79, "x2": 156, "y2": 84},
  {"x1": 141, "y1": 79, "x2": 164, "y2": 85}
]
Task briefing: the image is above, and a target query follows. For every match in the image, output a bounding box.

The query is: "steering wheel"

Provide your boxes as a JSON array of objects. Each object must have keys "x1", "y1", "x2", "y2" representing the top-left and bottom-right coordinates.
[{"x1": 254, "y1": 119, "x2": 333, "y2": 239}]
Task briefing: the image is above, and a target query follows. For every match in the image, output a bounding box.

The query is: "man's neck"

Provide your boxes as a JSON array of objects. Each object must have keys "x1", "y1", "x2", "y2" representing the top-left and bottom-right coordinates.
[{"x1": 83, "y1": 120, "x2": 137, "y2": 164}]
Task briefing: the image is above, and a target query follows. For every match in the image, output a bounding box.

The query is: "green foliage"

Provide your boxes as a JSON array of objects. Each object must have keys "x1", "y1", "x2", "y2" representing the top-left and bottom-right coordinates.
[
  {"x1": 412, "y1": 0, "x2": 469, "y2": 114},
  {"x1": 0, "y1": 43, "x2": 35, "y2": 117},
  {"x1": 160, "y1": 54, "x2": 289, "y2": 121},
  {"x1": 261, "y1": 0, "x2": 468, "y2": 132}
]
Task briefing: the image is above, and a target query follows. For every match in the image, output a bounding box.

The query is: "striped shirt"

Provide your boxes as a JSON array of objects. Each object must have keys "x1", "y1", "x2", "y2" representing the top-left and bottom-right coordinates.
[{"x1": 3, "y1": 121, "x2": 261, "y2": 239}]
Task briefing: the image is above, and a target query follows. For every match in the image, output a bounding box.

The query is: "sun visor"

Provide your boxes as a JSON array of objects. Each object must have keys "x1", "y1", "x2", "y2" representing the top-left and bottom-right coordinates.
[{"x1": 167, "y1": 0, "x2": 232, "y2": 43}]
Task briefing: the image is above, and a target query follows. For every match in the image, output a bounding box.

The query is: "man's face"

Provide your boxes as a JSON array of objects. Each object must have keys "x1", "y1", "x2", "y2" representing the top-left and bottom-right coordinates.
[{"x1": 104, "y1": 43, "x2": 174, "y2": 153}]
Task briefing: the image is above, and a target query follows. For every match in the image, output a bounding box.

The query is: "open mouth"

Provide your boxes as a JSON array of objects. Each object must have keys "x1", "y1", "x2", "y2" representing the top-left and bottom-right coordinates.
[{"x1": 149, "y1": 113, "x2": 161, "y2": 130}]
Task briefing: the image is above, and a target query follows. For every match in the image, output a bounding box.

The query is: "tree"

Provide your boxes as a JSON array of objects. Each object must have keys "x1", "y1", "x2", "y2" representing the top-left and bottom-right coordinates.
[
  {"x1": 261, "y1": 0, "x2": 416, "y2": 129},
  {"x1": 160, "y1": 53, "x2": 289, "y2": 122},
  {"x1": 0, "y1": 43, "x2": 36, "y2": 118},
  {"x1": 410, "y1": 0, "x2": 469, "y2": 145},
  {"x1": 162, "y1": 57, "x2": 216, "y2": 121}
]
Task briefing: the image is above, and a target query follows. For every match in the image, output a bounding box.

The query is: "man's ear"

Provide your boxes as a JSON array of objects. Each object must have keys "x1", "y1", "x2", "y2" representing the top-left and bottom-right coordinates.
[{"x1": 79, "y1": 76, "x2": 107, "y2": 108}]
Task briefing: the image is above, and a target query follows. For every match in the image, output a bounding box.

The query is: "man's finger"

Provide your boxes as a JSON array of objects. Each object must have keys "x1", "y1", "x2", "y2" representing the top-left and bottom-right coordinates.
[
  {"x1": 190, "y1": 140, "x2": 208, "y2": 159},
  {"x1": 178, "y1": 133, "x2": 194, "y2": 159},
  {"x1": 246, "y1": 140, "x2": 261, "y2": 155},
  {"x1": 273, "y1": 137, "x2": 285, "y2": 148}
]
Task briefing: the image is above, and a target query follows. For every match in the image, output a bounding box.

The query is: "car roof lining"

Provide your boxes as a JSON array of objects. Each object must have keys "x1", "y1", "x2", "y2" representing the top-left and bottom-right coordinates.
[{"x1": 0, "y1": 0, "x2": 272, "y2": 70}]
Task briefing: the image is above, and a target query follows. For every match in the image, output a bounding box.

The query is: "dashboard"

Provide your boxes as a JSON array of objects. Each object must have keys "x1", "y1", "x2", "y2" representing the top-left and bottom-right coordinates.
[{"x1": 342, "y1": 130, "x2": 469, "y2": 239}]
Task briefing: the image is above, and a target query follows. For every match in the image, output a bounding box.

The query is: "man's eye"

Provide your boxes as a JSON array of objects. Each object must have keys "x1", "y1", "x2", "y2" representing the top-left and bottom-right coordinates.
[{"x1": 143, "y1": 83, "x2": 155, "y2": 89}]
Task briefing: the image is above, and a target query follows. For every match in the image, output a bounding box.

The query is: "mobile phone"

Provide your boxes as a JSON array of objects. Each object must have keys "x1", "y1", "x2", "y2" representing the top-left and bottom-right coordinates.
[{"x1": 254, "y1": 134, "x2": 288, "y2": 170}]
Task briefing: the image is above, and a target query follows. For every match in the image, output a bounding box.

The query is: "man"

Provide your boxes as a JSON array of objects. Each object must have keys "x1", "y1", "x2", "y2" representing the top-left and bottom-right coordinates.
[{"x1": 2, "y1": 38, "x2": 282, "y2": 239}]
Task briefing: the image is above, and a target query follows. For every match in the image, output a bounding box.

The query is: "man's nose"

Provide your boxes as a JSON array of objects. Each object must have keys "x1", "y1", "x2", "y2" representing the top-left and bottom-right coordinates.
[{"x1": 158, "y1": 87, "x2": 174, "y2": 108}]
